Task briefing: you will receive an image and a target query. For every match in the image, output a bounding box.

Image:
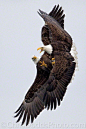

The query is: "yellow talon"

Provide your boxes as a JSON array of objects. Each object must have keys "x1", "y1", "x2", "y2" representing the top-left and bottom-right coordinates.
[
  {"x1": 52, "y1": 62, "x2": 55, "y2": 65},
  {"x1": 40, "y1": 61, "x2": 47, "y2": 67},
  {"x1": 52, "y1": 58, "x2": 55, "y2": 65},
  {"x1": 52, "y1": 58, "x2": 55, "y2": 60}
]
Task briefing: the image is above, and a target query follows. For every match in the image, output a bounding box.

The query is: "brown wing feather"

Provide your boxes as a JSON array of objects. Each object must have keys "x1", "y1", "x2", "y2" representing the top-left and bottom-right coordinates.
[
  {"x1": 41, "y1": 25, "x2": 51, "y2": 45},
  {"x1": 41, "y1": 5, "x2": 65, "y2": 45},
  {"x1": 39, "y1": 8, "x2": 72, "y2": 49},
  {"x1": 41, "y1": 5, "x2": 65, "y2": 46},
  {"x1": 38, "y1": 7, "x2": 76, "y2": 110},
  {"x1": 49, "y1": 5, "x2": 65, "y2": 29},
  {"x1": 14, "y1": 53, "x2": 52, "y2": 125},
  {"x1": 42, "y1": 53, "x2": 76, "y2": 110},
  {"x1": 25, "y1": 66, "x2": 49, "y2": 100},
  {"x1": 14, "y1": 68, "x2": 47, "y2": 125},
  {"x1": 14, "y1": 96, "x2": 44, "y2": 126}
]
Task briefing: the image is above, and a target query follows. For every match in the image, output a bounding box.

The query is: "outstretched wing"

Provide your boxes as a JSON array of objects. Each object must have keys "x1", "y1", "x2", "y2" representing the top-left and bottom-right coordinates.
[
  {"x1": 15, "y1": 55, "x2": 76, "y2": 125},
  {"x1": 39, "y1": 6, "x2": 72, "y2": 50},
  {"x1": 41, "y1": 5, "x2": 65, "y2": 45},
  {"x1": 42, "y1": 53, "x2": 76, "y2": 110},
  {"x1": 14, "y1": 63, "x2": 51, "y2": 125}
]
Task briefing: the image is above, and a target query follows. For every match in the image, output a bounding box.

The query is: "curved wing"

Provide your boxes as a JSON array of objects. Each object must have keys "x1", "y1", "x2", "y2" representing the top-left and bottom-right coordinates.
[
  {"x1": 38, "y1": 6, "x2": 72, "y2": 50},
  {"x1": 41, "y1": 5, "x2": 65, "y2": 45},
  {"x1": 41, "y1": 53, "x2": 76, "y2": 110},
  {"x1": 37, "y1": 6, "x2": 76, "y2": 110},
  {"x1": 15, "y1": 54, "x2": 76, "y2": 125},
  {"x1": 14, "y1": 62, "x2": 51, "y2": 125}
]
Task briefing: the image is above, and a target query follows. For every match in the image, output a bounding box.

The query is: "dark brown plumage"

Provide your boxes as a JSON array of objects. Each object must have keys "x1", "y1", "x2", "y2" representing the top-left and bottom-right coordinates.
[
  {"x1": 37, "y1": 4, "x2": 76, "y2": 109},
  {"x1": 14, "y1": 5, "x2": 76, "y2": 125},
  {"x1": 14, "y1": 54, "x2": 52, "y2": 125}
]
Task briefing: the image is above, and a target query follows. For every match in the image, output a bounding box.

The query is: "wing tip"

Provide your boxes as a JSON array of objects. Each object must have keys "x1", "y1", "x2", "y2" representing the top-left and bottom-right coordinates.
[{"x1": 49, "y1": 4, "x2": 65, "y2": 28}]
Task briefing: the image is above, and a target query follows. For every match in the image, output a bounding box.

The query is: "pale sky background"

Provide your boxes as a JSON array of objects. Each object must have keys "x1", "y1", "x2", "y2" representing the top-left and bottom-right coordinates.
[{"x1": 0, "y1": 0, "x2": 86, "y2": 129}]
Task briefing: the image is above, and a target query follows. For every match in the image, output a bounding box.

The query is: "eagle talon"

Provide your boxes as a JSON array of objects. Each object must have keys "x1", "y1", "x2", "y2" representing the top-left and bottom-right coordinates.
[
  {"x1": 52, "y1": 58, "x2": 55, "y2": 61},
  {"x1": 39, "y1": 61, "x2": 42, "y2": 63},
  {"x1": 39, "y1": 61, "x2": 47, "y2": 67},
  {"x1": 52, "y1": 58, "x2": 55, "y2": 65},
  {"x1": 52, "y1": 61, "x2": 55, "y2": 65}
]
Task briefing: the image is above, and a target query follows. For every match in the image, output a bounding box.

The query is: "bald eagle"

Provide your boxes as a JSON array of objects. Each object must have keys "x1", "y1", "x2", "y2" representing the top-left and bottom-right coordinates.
[{"x1": 14, "y1": 5, "x2": 77, "y2": 126}]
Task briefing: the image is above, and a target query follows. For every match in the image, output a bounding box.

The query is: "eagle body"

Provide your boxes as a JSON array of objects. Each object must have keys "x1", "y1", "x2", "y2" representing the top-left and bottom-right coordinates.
[{"x1": 14, "y1": 5, "x2": 77, "y2": 126}]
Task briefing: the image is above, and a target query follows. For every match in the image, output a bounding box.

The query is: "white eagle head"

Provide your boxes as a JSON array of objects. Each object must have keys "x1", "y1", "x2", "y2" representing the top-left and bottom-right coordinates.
[
  {"x1": 32, "y1": 56, "x2": 40, "y2": 64},
  {"x1": 37, "y1": 44, "x2": 53, "y2": 54}
]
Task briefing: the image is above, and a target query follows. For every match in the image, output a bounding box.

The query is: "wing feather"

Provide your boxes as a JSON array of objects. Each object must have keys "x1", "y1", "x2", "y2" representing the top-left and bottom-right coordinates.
[
  {"x1": 41, "y1": 53, "x2": 76, "y2": 110},
  {"x1": 14, "y1": 103, "x2": 23, "y2": 113},
  {"x1": 39, "y1": 7, "x2": 72, "y2": 47},
  {"x1": 49, "y1": 5, "x2": 65, "y2": 28},
  {"x1": 14, "y1": 58, "x2": 51, "y2": 125},
  {"x1": 16, "y1": 108, "x2": 24, "y2": 123},
  {"x1": 41, "y1": 4, "x2": 65, "y2": 46},
  {"x1": 15, "y1": 96, "x2": 44, "y2": 125},
  {"x1": 26, "y1": 112, "x2": 30, "y2": 126},
  {"x1": 21, "y1": 110, "x2": 27, "y2": 125}
]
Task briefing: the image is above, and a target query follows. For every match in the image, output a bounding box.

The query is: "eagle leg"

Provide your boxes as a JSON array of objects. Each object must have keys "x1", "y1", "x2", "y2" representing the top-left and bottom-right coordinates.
[
  {"x1": 39, "y1": 61, "x2": 42, "y2": 64},
  {"x1": 52, "y1": 58, "x2": 55, "y2": 60},
  {"x1": 39, "y1": 61, "x2": 47, "y2": 67},
  {"x1": 52, "y1": 61, "x2": 55, "y2": 65},
  {"x1": 52, "y1": 58, "x2": 55, "y2": 65}
]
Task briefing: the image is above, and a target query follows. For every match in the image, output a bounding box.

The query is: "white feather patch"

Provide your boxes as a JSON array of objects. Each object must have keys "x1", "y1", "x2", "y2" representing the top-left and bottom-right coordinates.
[
  {"x1": 70, "y1": 42, "x2": 78, "y2": 82},
  {"x1": 44, "y1": 44, "x2": 53, "y2": 54}
]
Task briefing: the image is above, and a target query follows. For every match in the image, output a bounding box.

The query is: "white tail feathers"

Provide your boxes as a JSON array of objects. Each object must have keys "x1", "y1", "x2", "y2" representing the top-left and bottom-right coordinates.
[{"x1": 70, "y1": 42, "x2": 78, "y2": 82}]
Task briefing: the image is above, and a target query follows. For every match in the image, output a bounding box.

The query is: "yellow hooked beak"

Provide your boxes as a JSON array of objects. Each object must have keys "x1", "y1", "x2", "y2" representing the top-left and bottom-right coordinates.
[{"x1": 37, "y1": 47, "x2": 44, "y2": 53}]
